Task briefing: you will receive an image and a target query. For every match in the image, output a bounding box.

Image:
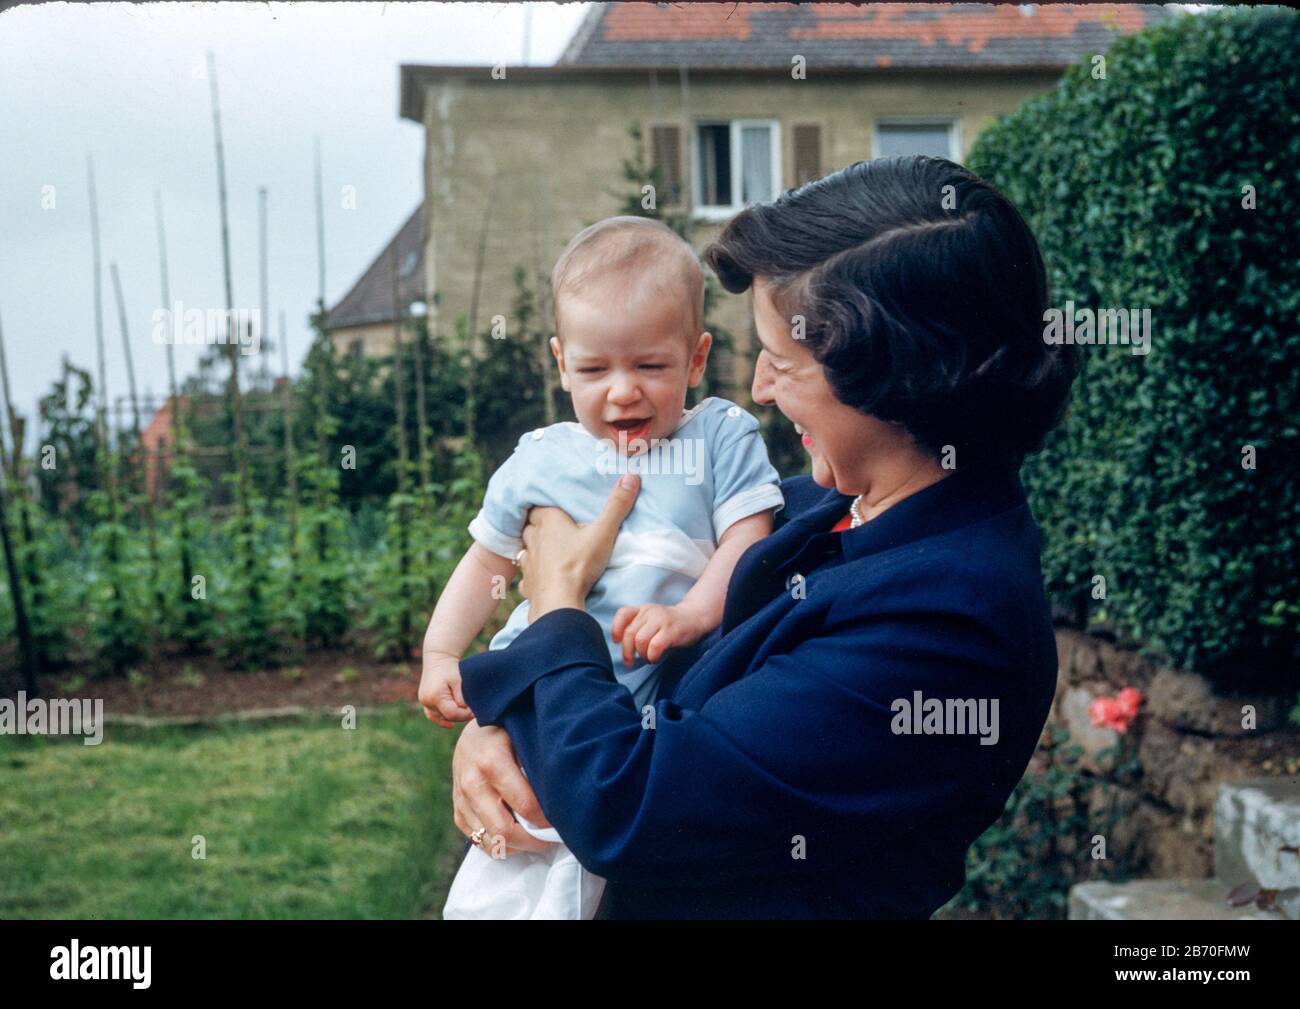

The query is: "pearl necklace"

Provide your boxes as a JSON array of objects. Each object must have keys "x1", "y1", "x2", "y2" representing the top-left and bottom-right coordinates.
[{"x1": 850, "y1": 494, "x2": 866, "y2": 528}]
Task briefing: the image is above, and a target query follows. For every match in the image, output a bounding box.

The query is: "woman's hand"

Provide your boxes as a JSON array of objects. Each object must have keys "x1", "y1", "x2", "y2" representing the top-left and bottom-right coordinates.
[
  {"x1": 452, "y1": 719, "x2": 554, "y2": 855},
  {"x1": 517, "y1": 473, "x2": 641, "y2": 621}
]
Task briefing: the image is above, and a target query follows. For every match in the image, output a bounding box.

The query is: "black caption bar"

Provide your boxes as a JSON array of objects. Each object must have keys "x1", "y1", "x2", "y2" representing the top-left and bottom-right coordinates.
[{"x1": 0, "y1": 919, "x2": 1291, "y2": 996}]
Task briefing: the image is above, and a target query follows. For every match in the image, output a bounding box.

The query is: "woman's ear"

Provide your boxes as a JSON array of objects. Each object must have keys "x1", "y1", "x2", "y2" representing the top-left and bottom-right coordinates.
[
  {"x1": 686, "y1": 331, "x2": 713, "y2": 387},
  {"x1": 549, "y1": 336, "x2": 571, "y2": 392}
]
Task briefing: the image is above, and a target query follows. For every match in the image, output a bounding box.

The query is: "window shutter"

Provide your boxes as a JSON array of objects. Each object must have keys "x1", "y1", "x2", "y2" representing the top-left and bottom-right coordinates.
[
  {"x1": 649, "y1": 124, "x2": 683, "y2": 206},
  {"x1": 792, "y1": 124, "x2": 822, "y2": 186}
]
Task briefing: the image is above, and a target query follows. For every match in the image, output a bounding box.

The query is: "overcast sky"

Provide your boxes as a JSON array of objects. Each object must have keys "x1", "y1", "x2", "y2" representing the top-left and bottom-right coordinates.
[{"x1": 0, "y1": 1, "x2": 589, "y2": 442}]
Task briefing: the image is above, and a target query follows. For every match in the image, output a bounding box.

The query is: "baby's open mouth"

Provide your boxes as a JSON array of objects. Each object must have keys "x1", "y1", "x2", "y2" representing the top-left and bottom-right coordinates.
[{"x1": 608, "y1": 417, "x2": 653, "y2": 448}]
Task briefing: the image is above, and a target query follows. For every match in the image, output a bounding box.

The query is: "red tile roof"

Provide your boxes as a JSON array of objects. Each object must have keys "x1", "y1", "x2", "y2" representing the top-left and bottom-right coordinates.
[{"x1": 562, "y1": 3, "x2": 1172, "y2": 69}]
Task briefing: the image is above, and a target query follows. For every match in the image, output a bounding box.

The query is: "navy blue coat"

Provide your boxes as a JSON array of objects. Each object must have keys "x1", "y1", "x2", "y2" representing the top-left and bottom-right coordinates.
[{"x1": 460, "y1": 464, "x2": 1059, "y2": 919}]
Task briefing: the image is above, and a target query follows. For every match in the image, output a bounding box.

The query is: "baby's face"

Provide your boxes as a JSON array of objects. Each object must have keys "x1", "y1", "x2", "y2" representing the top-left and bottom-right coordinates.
[{"x1": 551, "y1": 280, "x2": 711, "y2": 455}]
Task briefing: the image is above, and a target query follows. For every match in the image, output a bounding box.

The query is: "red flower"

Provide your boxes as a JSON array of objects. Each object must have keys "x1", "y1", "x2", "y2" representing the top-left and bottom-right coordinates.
[
  {"x1": 1089, "y1": 687, "x2": 1144, "y2": 734},
  {"x1": 1116, "y1": 687, "x2": 1144, "y2": 720},
  {"x1": 1089, "y1": 697, "x2": 1121, "y2": 729}
]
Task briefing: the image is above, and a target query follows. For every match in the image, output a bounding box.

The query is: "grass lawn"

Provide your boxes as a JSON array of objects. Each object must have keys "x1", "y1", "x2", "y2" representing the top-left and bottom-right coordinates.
[{"x1": 0, "y1": 705, "x2": 463, "y2": 919}]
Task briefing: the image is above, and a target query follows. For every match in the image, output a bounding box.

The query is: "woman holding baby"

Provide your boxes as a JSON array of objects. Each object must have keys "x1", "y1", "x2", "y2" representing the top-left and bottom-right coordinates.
[{"x1": 424, "y1": 155, "x2": 1079, "y2": 919}]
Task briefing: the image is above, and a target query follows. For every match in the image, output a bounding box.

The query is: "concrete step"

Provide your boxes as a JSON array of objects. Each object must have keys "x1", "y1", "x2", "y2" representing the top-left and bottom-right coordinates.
[
  {"x1": 1069, "y1": 879, "x2": 1289, "y2": 920},
  {"x1": 1214, "y1": 777, "x2": 1300, "y2": 890}
]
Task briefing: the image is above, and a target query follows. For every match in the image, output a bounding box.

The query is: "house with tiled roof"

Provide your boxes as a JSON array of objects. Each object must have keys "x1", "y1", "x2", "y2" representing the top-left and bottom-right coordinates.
[
  {"x1": 370, "y1": 3, "x2": 1172, "y2": 399},
  {"x1": 324, "y1": 202, "x2": 425, "y2": 358}
]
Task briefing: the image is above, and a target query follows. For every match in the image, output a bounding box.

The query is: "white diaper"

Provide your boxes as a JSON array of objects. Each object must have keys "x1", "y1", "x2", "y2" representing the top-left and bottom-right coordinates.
[{"x1": 442, "y1": 811, "x2": 606, "y2": 920}]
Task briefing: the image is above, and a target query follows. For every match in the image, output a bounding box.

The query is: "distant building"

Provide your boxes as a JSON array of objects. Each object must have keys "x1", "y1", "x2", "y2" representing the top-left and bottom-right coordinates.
[
  {"x1": 139, "y1": 394, "x2": 184, "y2": 498},
  {"x1": 344, "y1": 3, "x2": 1169, "y2": 401},
  {"x1": 324, "y1": 203, "x2": 426, "y2": 359}
]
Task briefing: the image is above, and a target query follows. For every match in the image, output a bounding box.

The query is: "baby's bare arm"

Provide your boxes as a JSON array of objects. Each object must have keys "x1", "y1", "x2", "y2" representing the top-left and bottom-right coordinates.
[
  {"x1": 419, "y1": 542, "x2": 519, "y2": 723},
  {"x1": 675, "y1": 509, "x2": 775, "y2": 631}
]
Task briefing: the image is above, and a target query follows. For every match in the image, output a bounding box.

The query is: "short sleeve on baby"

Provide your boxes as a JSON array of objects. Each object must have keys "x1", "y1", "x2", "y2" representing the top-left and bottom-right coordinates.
[
  {"x1": 467, "y1": 431, "x2": 536, "y2": 560},
  {"x1": 707, "y1": 401, "x2": 785, "y2": 540}
]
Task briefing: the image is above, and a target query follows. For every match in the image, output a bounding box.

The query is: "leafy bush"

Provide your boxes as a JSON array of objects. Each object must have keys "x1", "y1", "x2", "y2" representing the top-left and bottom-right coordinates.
[
  {"x1": 86, "y1": 486, "x2": 150, "y2": 676},
  {"x1": 159, "y1": 452, "x2": 216, "y2": 654},
  {"x1": 291, "y1": 451, "x2": 352, "y2": 651},
  {"x1": 968, "y1": 7, "x2": 1300, "y2": 684},
  {"x1": 945, "y1": 725, "x2": 1141, "y2": 919},
  {"x1": 215, "y1": 498, "x2": 281, "y2": 670},
  {"x1": 15, "y1": 499, "x2": 81, "y2": 668},
  {"x1": 366, "y1": 451, "x2": 484, "y2": 660}
]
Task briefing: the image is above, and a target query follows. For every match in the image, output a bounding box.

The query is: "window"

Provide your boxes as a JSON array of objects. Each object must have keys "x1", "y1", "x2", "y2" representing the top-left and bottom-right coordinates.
[
  {"x1": 875, "y1": 120, "x2": 958, "y2": 161},
  {"x1": 697, "y1": 124, "x2": 731, "y2": 206},
  {"x1": 694, "y1": 119, "x2": 781, "y2": 220}
]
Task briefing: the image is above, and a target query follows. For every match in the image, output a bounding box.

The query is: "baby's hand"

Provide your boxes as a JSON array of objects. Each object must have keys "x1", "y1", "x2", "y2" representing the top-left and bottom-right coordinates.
[
  {"x1": 611, "y1": 604, "x2": 712, "y2": 668},
  {"x1": 418, "y1": 653, "x2": 473, "y2": 728}
]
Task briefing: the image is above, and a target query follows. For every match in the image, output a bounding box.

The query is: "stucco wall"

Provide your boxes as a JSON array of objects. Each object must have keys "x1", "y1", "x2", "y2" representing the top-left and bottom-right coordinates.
[
  {"x1": 329, "y1": 322, "x2": 403, "y2": 360},
  {"x1": 419, "y1": 68, "x2": 1061, "y2": 403}
]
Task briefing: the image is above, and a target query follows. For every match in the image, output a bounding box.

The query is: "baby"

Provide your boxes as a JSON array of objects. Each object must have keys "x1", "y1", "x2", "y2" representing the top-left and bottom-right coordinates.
[{"x1": 420, "y1": 215, "x2": 784, "y2": 919}]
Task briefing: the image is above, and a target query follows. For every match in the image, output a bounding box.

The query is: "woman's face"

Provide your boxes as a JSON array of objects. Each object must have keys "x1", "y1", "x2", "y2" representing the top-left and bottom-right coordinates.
[{"x1": 750, "y1": 278, "x2": 888, "y2": 494}]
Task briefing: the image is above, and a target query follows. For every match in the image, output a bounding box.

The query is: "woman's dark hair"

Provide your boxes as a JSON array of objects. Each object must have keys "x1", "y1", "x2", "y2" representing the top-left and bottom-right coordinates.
[{"x1": 703, "y1": 156, "x2": 1078, "y2": 469}]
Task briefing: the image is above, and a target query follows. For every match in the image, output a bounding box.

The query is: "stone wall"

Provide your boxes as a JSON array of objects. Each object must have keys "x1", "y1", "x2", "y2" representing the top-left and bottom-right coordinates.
[{"x1": 1050, "y1": 628, "x2": 1298, "y2": 881}]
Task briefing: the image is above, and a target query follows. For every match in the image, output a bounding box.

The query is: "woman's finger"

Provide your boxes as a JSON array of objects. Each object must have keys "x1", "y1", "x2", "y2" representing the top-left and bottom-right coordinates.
[
  {"x1": 487, "y1": 765, "x2": 552, "y2": 833},
  {"x1": 585, "y1": 475, "x2": 641, "y2": 563},
  {"x1": 453, "y1": 788, "x2": 514, "y2": 858},
  {"x1": 457, "y1": 761, "x2": 543, "y2": 852},
  {"x1": 466, "y1": 789, "x2": 540, "y2": 854}
]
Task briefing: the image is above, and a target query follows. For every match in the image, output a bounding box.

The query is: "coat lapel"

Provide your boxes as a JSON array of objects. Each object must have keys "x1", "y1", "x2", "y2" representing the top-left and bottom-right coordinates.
[
  {"x1": 722, "y1": 485, "x2": 851, "y2": 633},
  {"x1": 720, "y1": 466, "x2": 1027, "y2": 634}
]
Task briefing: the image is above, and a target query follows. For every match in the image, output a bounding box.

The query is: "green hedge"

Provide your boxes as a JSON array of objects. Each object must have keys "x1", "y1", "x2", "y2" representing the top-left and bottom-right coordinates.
[{"x1": 968, "y1": 8, "x2": 1299, "y2": 685}]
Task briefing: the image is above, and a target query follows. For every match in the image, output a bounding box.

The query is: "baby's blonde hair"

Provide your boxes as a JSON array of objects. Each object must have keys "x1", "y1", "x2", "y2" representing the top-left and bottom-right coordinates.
[{"x1": 550, "y1": 216, "x2": 704, "y2": 346}]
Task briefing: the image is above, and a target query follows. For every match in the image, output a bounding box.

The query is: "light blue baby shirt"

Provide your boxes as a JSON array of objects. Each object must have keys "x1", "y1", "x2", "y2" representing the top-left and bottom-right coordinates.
[{"x1": 467, "y1": 396, "x2": 785, "y2": 710}]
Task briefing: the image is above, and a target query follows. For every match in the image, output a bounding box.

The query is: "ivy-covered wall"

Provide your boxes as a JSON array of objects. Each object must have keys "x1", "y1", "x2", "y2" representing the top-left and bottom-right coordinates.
[{"x1": 968, "y1": 8, "x2": 1300, "y2": 685}]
